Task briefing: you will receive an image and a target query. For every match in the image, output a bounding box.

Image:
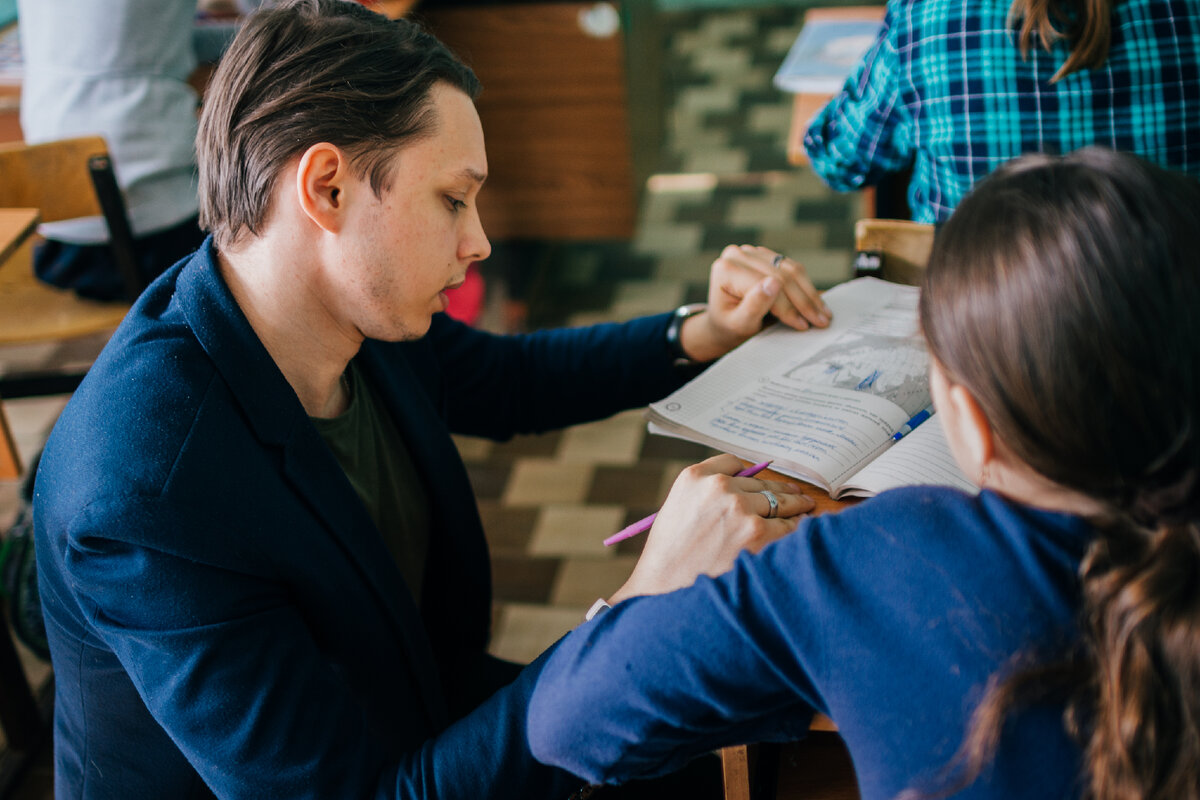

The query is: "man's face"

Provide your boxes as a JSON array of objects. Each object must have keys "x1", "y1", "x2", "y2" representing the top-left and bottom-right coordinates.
[{"x1": 332, "y1": 83, "x2": 490, "y2": 342}]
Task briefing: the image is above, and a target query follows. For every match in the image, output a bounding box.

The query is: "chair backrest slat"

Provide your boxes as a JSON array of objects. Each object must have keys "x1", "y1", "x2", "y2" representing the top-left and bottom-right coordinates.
[
  {"x1": 854, "y1": 219, "x2": 935, "y2": 287},
  {"x1": 0, "y1": 136, "x2": 145, "y2": 299},
  {"x1": 0, "y1": 136, "x2": 109, "y2": 224}
]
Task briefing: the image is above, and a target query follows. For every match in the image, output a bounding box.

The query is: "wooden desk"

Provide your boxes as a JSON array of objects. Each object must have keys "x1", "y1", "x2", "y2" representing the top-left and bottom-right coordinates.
[{"x1": 720, "y1": 472, "x2": 858, "y2": 800}]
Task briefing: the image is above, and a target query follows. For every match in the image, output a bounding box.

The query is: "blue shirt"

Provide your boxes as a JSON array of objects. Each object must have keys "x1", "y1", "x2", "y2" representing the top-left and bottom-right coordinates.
[
  {"x1": 528, "y1": 487, "x2": 1094, "y2": 799},
  {"x1": 803, "y1": 0, "x2": 1200, "y2": 222}
]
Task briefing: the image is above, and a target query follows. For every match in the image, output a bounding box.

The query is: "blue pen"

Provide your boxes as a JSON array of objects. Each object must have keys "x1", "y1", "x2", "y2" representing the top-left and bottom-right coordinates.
[{"x1": 893, "y1": 405, "x2": 934, "y2": 440}]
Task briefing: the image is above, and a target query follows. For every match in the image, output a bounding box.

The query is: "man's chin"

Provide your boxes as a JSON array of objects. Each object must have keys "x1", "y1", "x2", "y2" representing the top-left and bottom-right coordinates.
[{"x1": 369, "y1": 317, "x2": 430, "y2": 343}]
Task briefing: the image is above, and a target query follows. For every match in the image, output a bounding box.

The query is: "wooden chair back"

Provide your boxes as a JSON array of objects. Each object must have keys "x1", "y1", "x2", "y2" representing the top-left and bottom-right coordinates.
[
  {"x1": 0, "y1": 137, "x2": 141, "y2": 396},
  {"x1": 1, "y1": 136, "x2": 115, "y2": 221},
  {"x1": 0, "y1": 136, "x2": 142, "y2": 296},
  {"x1": 853, "y1": 218, "x2": 935, "y2": 286}
]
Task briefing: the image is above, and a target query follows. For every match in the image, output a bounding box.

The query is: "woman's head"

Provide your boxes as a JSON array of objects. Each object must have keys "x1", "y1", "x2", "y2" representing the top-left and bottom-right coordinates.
[
  {"x1": 920, "y1": 148, "x2": 1200, "y2": 528},
  {"x1": 920, "y1": 149, "x2": 1200, "y2": 800},
  {"x1": 197, "y1": 0, "x2": 480, "y2": 249}
]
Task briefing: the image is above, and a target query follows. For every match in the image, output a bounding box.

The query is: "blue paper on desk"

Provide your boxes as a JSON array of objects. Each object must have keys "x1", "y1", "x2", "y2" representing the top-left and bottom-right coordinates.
[{"x1": 773, "y1": 17, "x2": 882, "y2": 94}]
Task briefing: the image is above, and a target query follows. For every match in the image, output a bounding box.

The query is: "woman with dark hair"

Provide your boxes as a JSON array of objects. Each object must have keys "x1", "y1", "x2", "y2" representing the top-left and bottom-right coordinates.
[
  {"x1": 802, "y1": 0, "x2": 1200, "y2": 223},
  {"x1": 528, "y1": 147, "x2": 1200, "y2": 800}
]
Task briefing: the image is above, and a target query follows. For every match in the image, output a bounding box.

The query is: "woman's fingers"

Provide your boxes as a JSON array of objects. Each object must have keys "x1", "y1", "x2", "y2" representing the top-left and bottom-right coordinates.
[{"x1": 745, "y1": 478, "x2": 816, "y2": 519}]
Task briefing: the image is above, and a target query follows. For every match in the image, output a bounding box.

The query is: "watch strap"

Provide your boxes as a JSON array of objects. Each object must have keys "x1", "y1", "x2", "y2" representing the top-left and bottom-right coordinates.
[{"x1": 665, "y1": 303, "x2": 707, "y2": 365}]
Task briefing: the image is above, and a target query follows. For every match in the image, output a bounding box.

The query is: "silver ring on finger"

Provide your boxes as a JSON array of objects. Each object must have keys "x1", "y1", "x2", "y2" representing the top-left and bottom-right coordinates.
[
  {"x1": 759, "y1": 489, "x2": 779, "y2": 519},
  {"x1": 771, "y1": 253, "x2": 785, "y2": 270}
]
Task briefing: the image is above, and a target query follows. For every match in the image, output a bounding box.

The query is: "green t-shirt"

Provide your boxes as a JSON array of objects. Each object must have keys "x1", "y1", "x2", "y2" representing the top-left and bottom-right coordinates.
[{"x1": 311, "y1": 361, "x2": 430, "y2": 605}]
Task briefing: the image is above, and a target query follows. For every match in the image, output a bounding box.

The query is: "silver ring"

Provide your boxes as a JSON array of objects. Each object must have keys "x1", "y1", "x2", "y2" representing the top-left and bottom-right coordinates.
[
  {"x1": 760, "y1": 489, "x2": 779, "y2": 519},
  {"x1": 771, "y1": 253, "x2": 785, "y2": 269}
]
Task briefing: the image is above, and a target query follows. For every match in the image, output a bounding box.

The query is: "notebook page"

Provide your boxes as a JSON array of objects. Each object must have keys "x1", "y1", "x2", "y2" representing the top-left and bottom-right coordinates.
[
  {"x1": 647, "y1": 278, "x2": 925, "y2": 490},
  {"x1": 836, "y1": 414, "x2": 975, "y2": 498}
]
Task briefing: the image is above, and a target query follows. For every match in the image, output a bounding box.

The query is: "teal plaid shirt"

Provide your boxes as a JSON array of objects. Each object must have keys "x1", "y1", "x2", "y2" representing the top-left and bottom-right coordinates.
[{"x1": 804, "y1": 0, "x2": 1200, "y2": 222}]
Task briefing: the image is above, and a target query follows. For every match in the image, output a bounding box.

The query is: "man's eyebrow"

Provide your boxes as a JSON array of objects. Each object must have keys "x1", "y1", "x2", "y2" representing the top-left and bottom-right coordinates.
[{"x1": 457, "y1": 168, "x2": 487, "y2": 185}]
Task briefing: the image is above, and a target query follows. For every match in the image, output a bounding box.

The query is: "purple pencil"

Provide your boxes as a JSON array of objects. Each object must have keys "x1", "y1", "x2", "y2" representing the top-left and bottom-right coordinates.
[{"x1": 602, "y1": 460, "x2": 773, "y2": 546}]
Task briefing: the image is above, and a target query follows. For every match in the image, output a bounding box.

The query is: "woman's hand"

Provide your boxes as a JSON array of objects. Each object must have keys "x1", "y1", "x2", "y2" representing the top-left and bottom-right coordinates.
[
  {"x1": 610, "y1": 454, "x2": 814, "y2": 603},
  {"x1": 677, "y1": 245, "x2": 833, "y2": 363}
]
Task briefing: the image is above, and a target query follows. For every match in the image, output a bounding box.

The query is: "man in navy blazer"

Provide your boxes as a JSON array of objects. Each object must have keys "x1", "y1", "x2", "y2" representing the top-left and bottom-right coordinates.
[{"x1": 33, "y1": 1, "x2": 822, "y2": 797}]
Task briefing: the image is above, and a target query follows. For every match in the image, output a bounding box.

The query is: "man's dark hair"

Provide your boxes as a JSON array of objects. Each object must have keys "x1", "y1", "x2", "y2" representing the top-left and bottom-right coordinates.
[{"x1": 197, "y1": 0, "x2": 480, "y2": 248}]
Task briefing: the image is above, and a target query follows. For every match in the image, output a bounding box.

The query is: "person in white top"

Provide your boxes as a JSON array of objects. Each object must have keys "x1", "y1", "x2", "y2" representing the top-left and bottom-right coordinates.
[{"x1": 16, "y1": 0, "x2": 251, "y2": 299}]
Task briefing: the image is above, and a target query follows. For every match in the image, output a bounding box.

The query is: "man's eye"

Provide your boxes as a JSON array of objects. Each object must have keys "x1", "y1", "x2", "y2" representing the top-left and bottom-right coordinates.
[{"x1": 447, "y1": 196, "x2": 467, "y2": 212}]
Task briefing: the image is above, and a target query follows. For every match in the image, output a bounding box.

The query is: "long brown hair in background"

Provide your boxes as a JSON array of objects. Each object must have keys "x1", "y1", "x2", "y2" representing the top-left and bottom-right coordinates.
[{"x1": 1007, "y1": 0, "x2": 1114, "y2": 80}]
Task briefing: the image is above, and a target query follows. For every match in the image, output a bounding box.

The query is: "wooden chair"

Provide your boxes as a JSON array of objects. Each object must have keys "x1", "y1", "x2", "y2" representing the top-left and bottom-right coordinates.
[
  {"x1": 0, "y1": 135, "x2": 143, "y2": 397},
  {"x1": 853, "y1": 218, "x2": 935, "y2": 287},
  {"x1": 0, "y1": 397, "x2": 19, "y2": 482}
]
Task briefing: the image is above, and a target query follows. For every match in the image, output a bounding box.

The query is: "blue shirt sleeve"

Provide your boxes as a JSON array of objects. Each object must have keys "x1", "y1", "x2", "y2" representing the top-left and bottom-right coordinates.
[
  {"x1": 527, "y1": 528, "x2": 827, "y2": 785},
  {"x1": 527, "y1": 487, "x2": 1091, "y2": 796},
  {"x1": 803, "y1": 7, "x2": 916, "y2": 191}
]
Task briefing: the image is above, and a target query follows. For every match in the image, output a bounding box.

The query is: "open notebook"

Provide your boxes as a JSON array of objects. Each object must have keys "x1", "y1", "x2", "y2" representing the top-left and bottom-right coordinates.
[{"x1": 647, "y1": 277, "x2": 973, "y2": 498}]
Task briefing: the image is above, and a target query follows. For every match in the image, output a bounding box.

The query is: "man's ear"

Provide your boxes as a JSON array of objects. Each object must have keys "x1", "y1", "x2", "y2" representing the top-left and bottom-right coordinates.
[
  {"x1": 945, "y1": 383, "x2": 995, "y2": 480},
  {"x1": 295, "y1": 143, "x2": 350, "y2": 234}
]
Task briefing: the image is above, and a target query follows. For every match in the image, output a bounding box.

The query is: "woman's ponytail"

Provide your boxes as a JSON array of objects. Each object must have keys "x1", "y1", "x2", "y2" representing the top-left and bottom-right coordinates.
[{"x1": 1077, "y1": 512, "x2": 1200, "y2": 798}]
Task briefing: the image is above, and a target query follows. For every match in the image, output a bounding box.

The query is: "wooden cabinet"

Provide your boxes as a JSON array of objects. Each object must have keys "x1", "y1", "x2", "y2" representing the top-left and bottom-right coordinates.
[{"x1": 417, "y1": 3, "x2": 636, "y2": 240}]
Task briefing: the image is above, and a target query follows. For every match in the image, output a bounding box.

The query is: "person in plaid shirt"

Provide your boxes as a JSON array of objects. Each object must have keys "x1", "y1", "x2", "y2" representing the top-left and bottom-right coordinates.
[{"x1": 803, "y1": 0, "x2": 1200, "y2": 223}]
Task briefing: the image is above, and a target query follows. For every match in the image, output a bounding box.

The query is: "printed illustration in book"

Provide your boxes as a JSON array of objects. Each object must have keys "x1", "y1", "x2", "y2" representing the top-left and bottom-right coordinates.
[{"x1": 647, "y1": 277, "x2": 973, "y2": 498}]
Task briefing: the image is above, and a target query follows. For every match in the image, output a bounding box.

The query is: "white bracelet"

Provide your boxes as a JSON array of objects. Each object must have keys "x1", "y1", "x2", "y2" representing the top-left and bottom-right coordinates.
[{"x1": 585, "y1": 598, "x2": 611, "y2": 621}]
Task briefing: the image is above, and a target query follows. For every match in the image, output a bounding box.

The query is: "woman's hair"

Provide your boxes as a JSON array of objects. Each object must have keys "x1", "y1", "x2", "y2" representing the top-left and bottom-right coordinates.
[
  {"x1": 918, "y1": 148, "x2": 1200, "y2": 799},
  {"x1": 196, "y1": 0, "x2": 480, "y2": 249},
  {"x1": 1007, "y1": 0, "x2": 1113, "y2": 81}
]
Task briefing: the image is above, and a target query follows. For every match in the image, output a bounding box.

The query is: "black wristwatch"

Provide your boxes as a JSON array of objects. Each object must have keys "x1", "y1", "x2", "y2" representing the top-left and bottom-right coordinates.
[{"x1": 665, "y1": 303, "x2": 708, "y2": 366}]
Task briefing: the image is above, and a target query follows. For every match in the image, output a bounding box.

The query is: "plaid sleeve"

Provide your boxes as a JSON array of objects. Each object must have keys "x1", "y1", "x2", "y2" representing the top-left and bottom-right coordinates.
[{"x1": 802, "y1": 12, "x2": 915, "y2": 192}]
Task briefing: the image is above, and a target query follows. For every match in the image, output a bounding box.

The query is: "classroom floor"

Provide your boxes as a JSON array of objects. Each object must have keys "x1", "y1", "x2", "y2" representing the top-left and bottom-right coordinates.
[
  {"x1": 472, "y1": 4, "x2": 865, "y2": 666},
  {"x1": 0, "y1": 5, "x2": 864, "y2": 796}
]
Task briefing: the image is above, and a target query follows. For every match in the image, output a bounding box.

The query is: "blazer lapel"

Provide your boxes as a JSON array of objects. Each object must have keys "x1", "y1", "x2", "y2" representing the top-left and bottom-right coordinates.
[
  {"x1": 174, "y1": 244, "x2": 450, "y2": 729},
  {"x1": 278, "y1": 430, "x2": 450, "y2": 729}
]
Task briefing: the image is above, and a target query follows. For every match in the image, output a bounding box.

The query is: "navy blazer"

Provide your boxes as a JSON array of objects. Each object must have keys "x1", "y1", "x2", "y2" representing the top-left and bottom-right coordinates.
[{"x1": 34, "y1": 240, "x2": 690, "y2": 799}]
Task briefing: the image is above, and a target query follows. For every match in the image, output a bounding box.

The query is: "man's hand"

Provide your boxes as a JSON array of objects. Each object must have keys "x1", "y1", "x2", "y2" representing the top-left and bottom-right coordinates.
[
  {"x1": 610, "y1": 454, "x2": 814, "y2": 603},
  {"x1": 676, "y1": 245, "x2": 833, "y2": 363}
]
